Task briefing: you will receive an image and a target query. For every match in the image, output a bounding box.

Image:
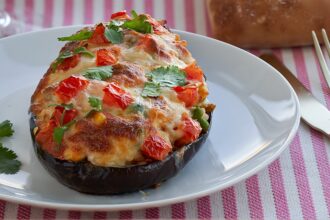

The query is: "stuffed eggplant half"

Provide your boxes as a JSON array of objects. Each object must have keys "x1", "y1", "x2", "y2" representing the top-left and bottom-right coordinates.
[{"x1": 29, "y1": 10, "x2": 215, "y2": 194}]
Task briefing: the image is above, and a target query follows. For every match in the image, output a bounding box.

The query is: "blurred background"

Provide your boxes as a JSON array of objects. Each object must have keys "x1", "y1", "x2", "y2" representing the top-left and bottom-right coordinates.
[{"x1": 0, "y1": 0, "x2": 211, "y2": 38}]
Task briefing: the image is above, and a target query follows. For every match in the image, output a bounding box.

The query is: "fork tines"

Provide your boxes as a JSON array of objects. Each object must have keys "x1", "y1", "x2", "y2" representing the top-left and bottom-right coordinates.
[{"x1": 312, "y1": 29, "x2": 330, "y2": 88}]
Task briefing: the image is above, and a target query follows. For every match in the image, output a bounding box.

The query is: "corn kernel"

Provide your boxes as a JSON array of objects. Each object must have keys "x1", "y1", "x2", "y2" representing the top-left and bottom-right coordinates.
[
  {"x1": 93, "y1": 112, "x2": 106, "y2": 125},
  {"x1": 33, "y1": 127, "x2": 39, "y2": 135},
  {"x1": 198, "y1": 85, "x2": 209, "y2": 101},
  {"x1": 63, "y1": 148, "x2": 85, "y2": 162}
]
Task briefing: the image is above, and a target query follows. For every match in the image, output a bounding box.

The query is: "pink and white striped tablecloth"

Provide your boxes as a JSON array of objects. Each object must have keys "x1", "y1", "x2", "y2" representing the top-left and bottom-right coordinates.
[{"x1": 1, "y1": 0, "x2": 330, "y2": 219}]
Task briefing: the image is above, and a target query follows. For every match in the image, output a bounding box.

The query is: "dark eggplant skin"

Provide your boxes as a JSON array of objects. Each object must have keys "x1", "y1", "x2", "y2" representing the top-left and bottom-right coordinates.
[{"x1": 29, "y1": 113, "x2": 212, "y2": 195}]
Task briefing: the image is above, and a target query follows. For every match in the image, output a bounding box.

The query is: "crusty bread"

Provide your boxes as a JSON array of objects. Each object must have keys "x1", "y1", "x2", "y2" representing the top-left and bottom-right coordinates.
[{"x1": 207, "y1": 0, "x2": 330, "y2": 48}]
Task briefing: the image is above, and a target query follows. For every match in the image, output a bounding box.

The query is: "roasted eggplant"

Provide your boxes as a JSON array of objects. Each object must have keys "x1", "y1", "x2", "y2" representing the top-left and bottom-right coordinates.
[
  {"x1": 29, "y1": 11, "x2": 215, "y2": 195},
  {"x1": 30, "y1": 113, "x2": 211, "y2": 194}
]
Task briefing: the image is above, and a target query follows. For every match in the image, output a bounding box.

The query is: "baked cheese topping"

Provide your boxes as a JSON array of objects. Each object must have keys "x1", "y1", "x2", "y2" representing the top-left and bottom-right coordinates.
[{"x1": 30, "y1": 11, "x2": 214, "y2": 167}]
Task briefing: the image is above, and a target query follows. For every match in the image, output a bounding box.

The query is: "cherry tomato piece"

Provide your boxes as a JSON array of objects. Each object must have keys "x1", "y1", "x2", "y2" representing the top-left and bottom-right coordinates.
[
  {"x1": 88, "y1": 24, "x2": 109, "y2": 44},
  {"x1": 52, "y1": 106, "x2": 78, "y2": 125},
  {"x1": 103, "y1": 82, "x2": 134, "y2": 109},
  {"x1": 96, "y1": 48, "x2": 117, "y2": 66},
  {"x1": 175, "y1": 115, "x2": 202, "y2": 147},
  {"x1": 57, "y1": 54, "x2": 80, "y2": 71},
  {"x1": 110, "y1": 10, "x2": 130, "y2": 19},
  {"x1": 55, "y1": 76, "x2": 89, "y2": 102},
  {"x1": 183, "y1": 63, "x2": 204, "y2": 82},
  {"x1": 141, "y1": 135, "x2": 172, "y2": 160},
  {"x1": 173, "y1": 85, "x2": 200, "y2": 107},
  {"x1": 35, "y1": 120, "x2": 64, "y2": 158}
]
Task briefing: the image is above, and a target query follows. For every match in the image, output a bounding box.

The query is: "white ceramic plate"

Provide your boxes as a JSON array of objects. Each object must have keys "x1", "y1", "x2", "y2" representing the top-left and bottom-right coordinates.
[{"x1": 0, "y1": 26, "x2": 300, "y2": 211}]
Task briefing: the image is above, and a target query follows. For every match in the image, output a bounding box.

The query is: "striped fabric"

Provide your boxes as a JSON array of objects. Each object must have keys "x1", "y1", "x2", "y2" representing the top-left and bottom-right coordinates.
[{"x1": 1, "y1": 0, "x2": 330, "y2": 219}]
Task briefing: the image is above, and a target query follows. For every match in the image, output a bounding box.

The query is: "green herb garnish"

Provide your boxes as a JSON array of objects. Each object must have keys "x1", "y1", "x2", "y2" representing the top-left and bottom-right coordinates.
[
  {"x1": 53, "y1": 127, "x2": 67, "y2": 145},
  {"x1": 131, "y1": 10, "x2": 138, "y2": 18},
  {"x1": 0, "y1": 120, "x2": 14, "y2": 138},
  {"x1": 58, "y1": 29, "x2": 93, "y2": 41},
  {"x1": 122, "y1": 10, "x2": 153, "y2": 34},
  {"x1": 104, "y1": 27, "x2": 124, "y2": 44},
  {"x1": 72, "y1": 47, "x2": 95, "y2": 57},
  {"x1": 192, "y1": 107, "x2": 209, "y2": 131},
  {"x1": 141, "y1": 82, "x2": 161, "y2": 97},
  {"x1": 52, "y1": 46, "x2": 94, "y2": 71},
  {"x1": 146, "y1": 66, "x2": 186, "y2": 87},
  {"x1": 0, "y1": 143, "x2": 21, "y2": 174},
  {"x1": 88, "y1": 97, "x2": 102, "y2": 111},
  {"x1": 82, "y1": 66, "x2": 113, "y2": 81},
  {"x1": 50, "y1": 104, "x2": 76, "y2": 145},
  {"x1": 53, "y1": 120, "x2": 76, "y2": 145},
  {"x1": 126, "y1": 103, "x2": 144, "y2": 114}
]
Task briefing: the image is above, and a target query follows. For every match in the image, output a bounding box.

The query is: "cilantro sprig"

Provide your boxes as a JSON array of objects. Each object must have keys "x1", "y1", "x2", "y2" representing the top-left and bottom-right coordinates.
[
  {"x1": 52, "y1": 47, "x2": 94, "y2": 71},
  {"x1": 50, "y1": 104, "x2": 76, "y2": 145},
  {"x1": 0, "y1": 143, "x2": 21, "y2": 174},
  {"x1": 122, "y1": 10, "x2": 153, "y2": 34},
  {"x1": 142, "y1": 66, "x2": 186, "y2": 97},
  {"x1": 58, "y1": 29, "x2": 93, "y2": 41},
  {"x1": 83, "y1": 66, "x2": 113, "y2": 81},
  {"x1": 104, "y1": 21, "x2": 124, "y2": 44},
  {"x1": 142, "y1": 82, "x2": 161, "y2": 97},
  {"x1": 126, "y1": 103, "x2": 145, "y2": 114},
  {"x1": 53, "y1": 120, "x2": 76, "y2": 145},
  {"x1": 104, "y1": 10, "x2": 153, "y2": 44},
  {"x1": 88, "y1": 97, "x2": 102, "y2": 111},
  {"x1": 192, "y1": 107, "x2": 209, "y2": 132},
  {"x1": 56, "y1": 10, "x2": 153, "y2": 45},
  {"x1": 146, "y1": 66, "x2": 186, "y2": 87},
  {"x1": 0, "y1": 120, "x2": 14, "y2": 138},
  {"x1": 0, "y1": 120, "x2": 21, "y2": 174}
]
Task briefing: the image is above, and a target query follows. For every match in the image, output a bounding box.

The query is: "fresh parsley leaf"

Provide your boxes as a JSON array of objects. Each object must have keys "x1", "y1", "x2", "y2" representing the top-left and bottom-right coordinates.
[
  {"x1": 58, "y1": 29, "x2": 93, "y2": 41},
  {"x1": 0, "y1": 120, "x2": 14, "y2": 138},
  {"x1": 0, "y1": 143, "x2": 21, "y2": 174},
  {"x1": 109, "y1": 20, "x2": 124, "y2": 28},
  {"x1": 53, "y1": 120, "x2": 76, "y2": 145},
  {"x1": 126, "y1": 103, "x2": 144, "y2": 114},
  {"x1": 142, "y1": 82, "x2": 161, "y2": 97},
  {"x1": 146, "y1": 66, "x2": 186, "y2": 87},
  {"x1": 88, "y1": 97, "x2": 102, "y2": 111},
  {"x1": 73, "y1": 47, "x2": 95, "y2": 57},
  {"x1": 122, "y1": 13, "x2": 153, "y2": 34},
  {"x1": 53, "y1": 127, "x2": 67, "y2": 145},
  {"x1": 57, "y1": 50, "x2": 74, "y2": 59},
  {"x1": 82, "y1": 66, "x2": 113, "y2": 80},
  {"x1": 52, "y1": 47, "x2": 94, "y2": 71},
  {"x1": 192, "y1": 107, "x2": 209, "y2": 131},
  {"x1": 131, "y1": 10, "x2": 138, "y2": 18},
  {"x1": 104, "y1": 27, "x2": 124, "y2": 44}
]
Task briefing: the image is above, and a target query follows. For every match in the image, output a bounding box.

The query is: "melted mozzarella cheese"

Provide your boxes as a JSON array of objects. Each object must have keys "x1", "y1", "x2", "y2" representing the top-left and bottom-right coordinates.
[{"x1": 32, "y1": 19, "x2": 208, "y2": 167}]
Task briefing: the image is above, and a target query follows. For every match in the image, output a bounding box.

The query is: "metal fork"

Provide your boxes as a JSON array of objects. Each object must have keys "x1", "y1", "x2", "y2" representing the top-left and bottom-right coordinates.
[{"x1": 312, "y1": 29, "x2": 330, "y2": 88}]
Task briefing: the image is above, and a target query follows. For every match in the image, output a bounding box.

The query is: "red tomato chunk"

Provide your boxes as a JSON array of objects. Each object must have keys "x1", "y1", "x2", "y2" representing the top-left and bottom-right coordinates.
[
  {"x1": 183, "y1": 63, "x2": 204, "y2": 82},
  {"x1": 35, "y1": 120, "x2": 59, "y2": 156},
  {"x1": 176, "y1": 115, "x2": 202, "y2": 147},
  {"x1": 103, "y1": 82, "x2": 133, "y2": 109},
  {"x1": 173, "y1": 85, "x2": 200, "y2": 107},
  {"x1": 110, "y1": 10, "x2": 130, "y2": 19},
  {"x1": 141, "y1": 135, "x2": 172, "y2": 160},
  {"x1": 55, "y1": 76, "x2": 89, "y2": 102},
  {"x1": 52, "y1": 106, "x2": 78, "y2": 126},
  {"x1": 88, "y1": 24, "x2": 109, "y2": 44},
  {"x1": 96, "y1": 49, "x2": 117, "y2": 66},
  {"x1": 57, "y1": 54, "x2": 80, "y2": 71}
]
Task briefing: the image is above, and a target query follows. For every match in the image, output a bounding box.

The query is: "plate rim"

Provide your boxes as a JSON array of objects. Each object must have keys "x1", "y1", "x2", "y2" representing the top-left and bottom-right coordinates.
[{"x1": 0, "y1": 26, "x2": 301, "y2": 211}]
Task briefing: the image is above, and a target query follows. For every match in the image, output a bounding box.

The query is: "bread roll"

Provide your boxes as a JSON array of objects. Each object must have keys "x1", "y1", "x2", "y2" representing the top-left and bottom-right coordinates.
[{"x1": 207, "y1": 0, "x2": 330, "y2": 48}]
